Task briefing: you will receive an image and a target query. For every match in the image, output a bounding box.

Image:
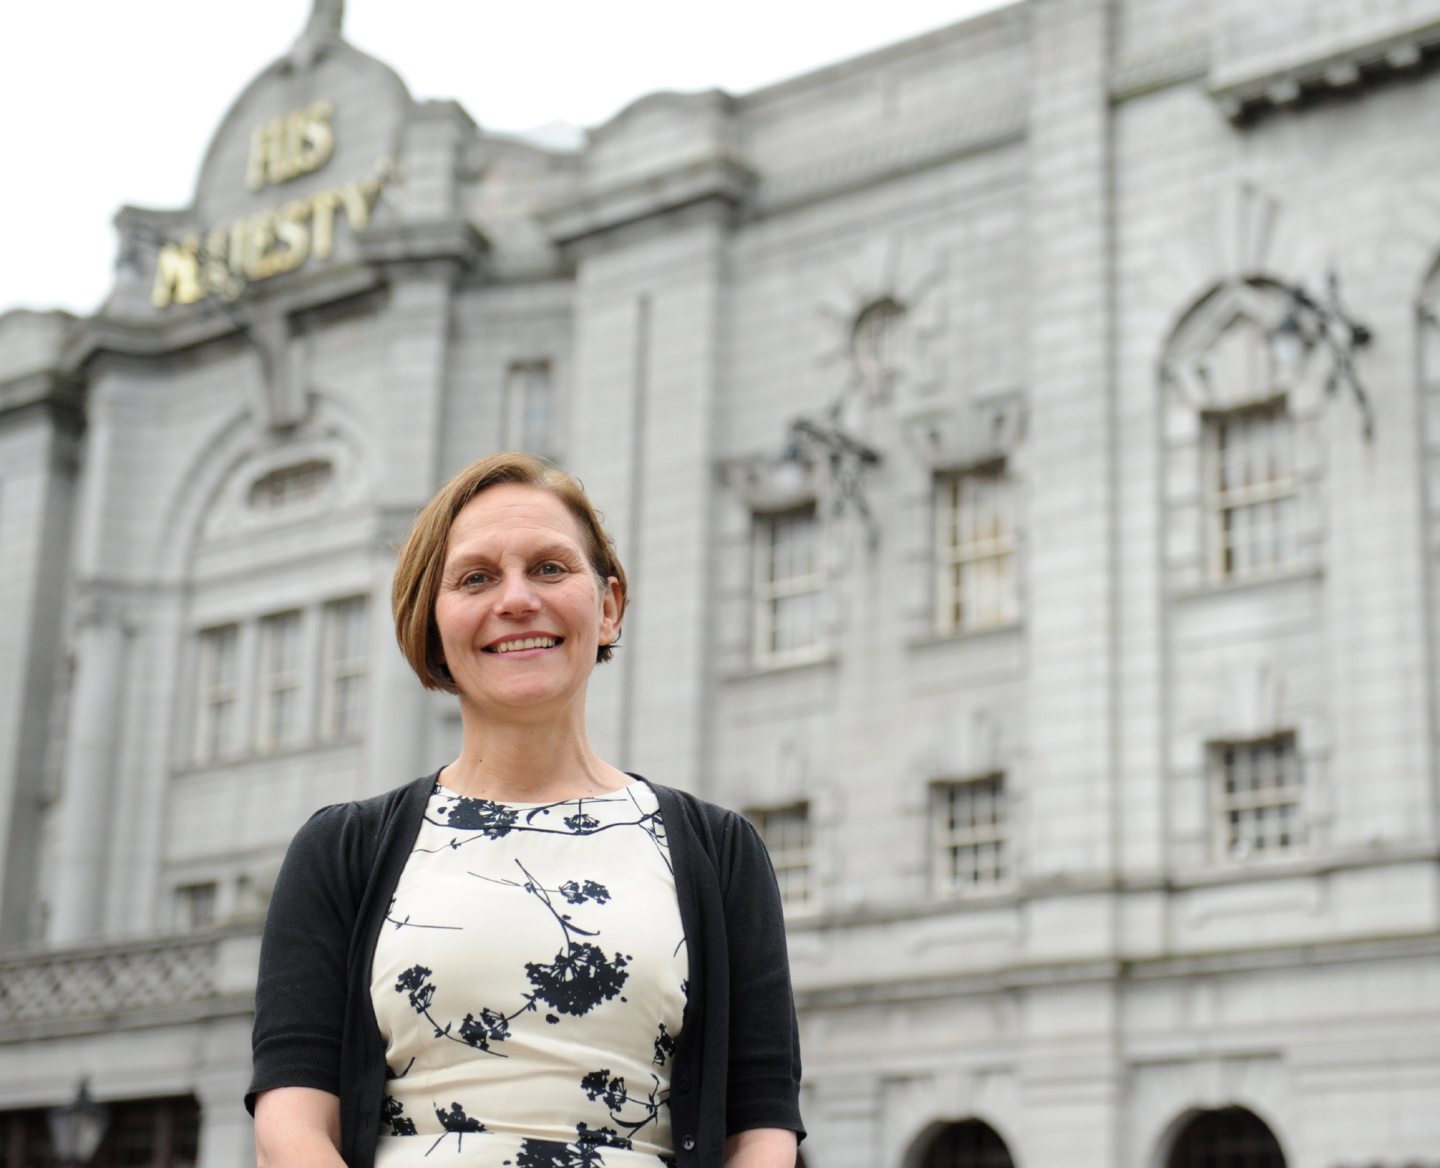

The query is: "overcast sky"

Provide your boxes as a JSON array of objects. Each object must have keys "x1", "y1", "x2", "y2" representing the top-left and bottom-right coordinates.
[{"x1": 1, "y1": 0, "x2": 1006, "y2": 319}]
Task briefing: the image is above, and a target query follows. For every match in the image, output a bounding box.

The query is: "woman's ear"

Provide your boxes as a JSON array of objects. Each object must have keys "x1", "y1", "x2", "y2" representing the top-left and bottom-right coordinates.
[{"x1": 599, "y1": 575, "x2": 623, "y2": 644}]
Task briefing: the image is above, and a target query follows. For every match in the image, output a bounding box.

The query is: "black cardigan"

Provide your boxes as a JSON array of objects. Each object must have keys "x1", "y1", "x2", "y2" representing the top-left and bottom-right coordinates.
[{"x1": 247, "y1": 774, "x2": 804, "y2": 1168}]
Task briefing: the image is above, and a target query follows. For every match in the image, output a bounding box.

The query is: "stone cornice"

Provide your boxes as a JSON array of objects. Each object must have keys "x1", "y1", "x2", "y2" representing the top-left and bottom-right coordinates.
[
  {"x1": 752, "y1": 99, "x2": 1026, "y2": 217},
  {"x1": 354, "y1": 216, "x2": 487, "y2": 268},
  {"x1": 62, "y1": 265, "x2": 383, "y2": 368},
  {"x1": 794, "y1": 932, "x2": 1440, "y2": 1011},
  {"x1": 542, "y1": 155, "x2": 755, "y2": 247},
  {"x1": 0, "y1": 369, "x2": 84, "y2": 429},
  {"x1": 1110, "y1": 39, "x2": 1210, "y2": 103},
  {"x1": 1210, "y1": 17, "x2": 1440, "y2": 122}
]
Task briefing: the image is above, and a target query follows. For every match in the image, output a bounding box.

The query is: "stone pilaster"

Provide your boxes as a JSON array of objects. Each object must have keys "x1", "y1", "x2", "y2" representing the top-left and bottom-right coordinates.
[{"x1": 48, "y1": 595, "x2": 131, "y2": 944}]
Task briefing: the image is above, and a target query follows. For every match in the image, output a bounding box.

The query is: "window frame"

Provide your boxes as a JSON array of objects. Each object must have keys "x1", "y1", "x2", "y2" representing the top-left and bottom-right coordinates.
[
  {"x1": 319, "y1": 596, "x2": 368, "y2": 741},
  {"x1": 255, "y1": 609, "x2": 305, "y2": 754},
  {"x1": 751, "y1": 503, "x2": 827, "y2": 668},
  {"x1": 1209, "y1": 732, "x2": 1305, "y2": 862},
  {"x1": 503, "y1": 359, "x2": 555, "y2": 458},
  {"x1": 1203, "y1": 396, "x2": 1299, "y2": 583},
  {"x1": 172, "y1": 880, "x2": 219, "y2": 933},
  {"x1": 746, "y1": 801, "x2": 815, "y2": 913},
  {"x1": 192, "y1": 623, "x2": 241, "y2": 765},
  {"x1": 933, "y1": 462, "x2": 1018, "y2": 635},
  {"x1": 930, "y1": 774, "x2": 1009, "y2": 895}
]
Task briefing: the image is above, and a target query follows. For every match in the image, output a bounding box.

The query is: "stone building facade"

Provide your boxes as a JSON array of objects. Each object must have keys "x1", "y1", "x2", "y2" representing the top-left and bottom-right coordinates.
[{"x1": 2, "y1": 2, "x2": 1439, "y2": 1166}]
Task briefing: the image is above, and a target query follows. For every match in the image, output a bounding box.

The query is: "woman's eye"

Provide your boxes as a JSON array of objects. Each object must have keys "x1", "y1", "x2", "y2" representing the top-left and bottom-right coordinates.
[
  {"x1": 535, "y1": 562, "x2": 566, "y2": 577},
  {"x1": 460, "y1": 571, "x2": 491, "y2": 587}
]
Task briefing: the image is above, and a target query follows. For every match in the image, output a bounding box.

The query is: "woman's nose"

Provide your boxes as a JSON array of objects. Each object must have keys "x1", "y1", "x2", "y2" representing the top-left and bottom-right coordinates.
[{"x1": 495, "y1": 570, "x2": 540, "y2": 615}]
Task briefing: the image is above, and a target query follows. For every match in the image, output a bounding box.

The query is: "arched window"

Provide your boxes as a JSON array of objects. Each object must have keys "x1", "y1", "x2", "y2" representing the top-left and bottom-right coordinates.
[
  {"x1": 850, "y1": 296, "x2": 907, "y2": 391},
  {"x1": 919, "y1": 1119, "x2": 1015, "y2": 1168},
  {"x1": 1166, "y1": 1106, "x2": 1286, "y2": 1168},
  {"x1": 1160, "y1": 278, "x2": 1323, "y2": 591}
]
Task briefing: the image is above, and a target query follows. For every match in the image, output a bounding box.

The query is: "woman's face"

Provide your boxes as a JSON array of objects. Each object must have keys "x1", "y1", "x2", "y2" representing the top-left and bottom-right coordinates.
[{"x1": 433, "y1": 483, "x2": 621, "y2": 716}]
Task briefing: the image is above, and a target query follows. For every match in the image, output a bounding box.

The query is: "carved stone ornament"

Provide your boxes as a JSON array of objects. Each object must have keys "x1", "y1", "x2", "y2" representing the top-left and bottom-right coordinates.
[{"x1": 901, "y1": 389, "x2": 1026, "y2": 470}]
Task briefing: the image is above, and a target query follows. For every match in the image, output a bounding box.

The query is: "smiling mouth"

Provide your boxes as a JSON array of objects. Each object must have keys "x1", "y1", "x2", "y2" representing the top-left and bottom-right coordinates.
[{"x1": 486, "y1": 636, "x2": 561, "y2": 654}]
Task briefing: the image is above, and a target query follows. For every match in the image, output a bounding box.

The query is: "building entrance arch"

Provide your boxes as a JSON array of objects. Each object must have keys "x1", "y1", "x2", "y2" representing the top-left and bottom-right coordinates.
[
  {"x1": 916, "y1": 1119, "x2": 1015, "y2": 1168},
  {"x1": 1166, "y1": 1106, "x2": 1286, "y2": 1168}
]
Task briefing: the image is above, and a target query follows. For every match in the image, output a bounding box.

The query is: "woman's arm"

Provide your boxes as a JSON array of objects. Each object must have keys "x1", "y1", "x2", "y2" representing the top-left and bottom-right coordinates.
[
  {"x1": 253, "y1": 1088, "x2": 345, "y2": 1168},
  {"x1": 724, "y1": 1128, "x2": 797, "y2": 1168}
]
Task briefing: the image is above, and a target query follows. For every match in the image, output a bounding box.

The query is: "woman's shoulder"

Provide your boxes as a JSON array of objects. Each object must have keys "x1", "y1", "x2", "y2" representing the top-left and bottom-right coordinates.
[
  {"x1": 637, "y1": 778, "x2": 766, "y2": 859},
  {"x1": 288, "y1": 773, "x2": 436, "y2": 853}
]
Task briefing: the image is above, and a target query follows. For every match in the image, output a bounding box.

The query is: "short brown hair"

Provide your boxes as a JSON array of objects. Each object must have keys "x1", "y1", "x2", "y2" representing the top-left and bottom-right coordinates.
[{"x1": 392, "y1": 452, "x2": 629, "y2": 692}]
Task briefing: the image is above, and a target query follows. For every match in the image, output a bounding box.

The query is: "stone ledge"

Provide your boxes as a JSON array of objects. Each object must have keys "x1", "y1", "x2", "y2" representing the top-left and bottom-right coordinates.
[
  {"x1": 753, "y1": 100, "x2": 1026, "y2": 217},
  {"x1": 543, "y1": 155, "x2": 754, "y2": 247},
  {"x1": 0, "y1": 929, "x2": 260, "y2": 1041},
  {"x1": 1110, "y1": 40, "x2": 1210, "y2": 102},
  {"x1": 1210, "y1": 18, "x2": 1440, "y2": 123}
]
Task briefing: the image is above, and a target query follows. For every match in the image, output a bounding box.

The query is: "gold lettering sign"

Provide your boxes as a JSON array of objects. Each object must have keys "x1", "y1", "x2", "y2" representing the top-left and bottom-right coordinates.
[
  {"x1": 151, "y1": 175, "x2": 385, "y2": 308},
  {"x1": 247, "y1": 101, "x2": 335, "y2": 190},
  {"x1": 150, "y1": 99, "x2": 397, "y2": 308}
]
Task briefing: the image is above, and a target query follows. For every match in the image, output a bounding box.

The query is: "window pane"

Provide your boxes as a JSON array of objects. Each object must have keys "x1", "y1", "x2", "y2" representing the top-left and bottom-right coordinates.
[
  {"x1": 935, "y1": 467, "x2": 1017, "y2": 633},
  {"x1": 249, "y1": 459, "x2": 333, "y2": 509},
  {"x1": 747, "y1": 803, "x2": 812, "y2": 910},
  {"x1": 323, "y1": 597, "x2": 368, "y2": 739},
  {"x1": 1211, "y1": 733, "x2": 1303, "y2": 860},
  {"x1": 173, "y1": 882, "x2": 218, "y2": 932},
  {"x1": 505, "y1": 361, "x2": 554, "y2": 456},
  {"x1": 258, "y1": 611, "x2": 303, "y2": 751},
  {"x1": 1208, "y1": 401, "x2": 1296, "y2": 581},
  {"x1": 753, "y1": 507, "x2": 824, "y2": 665},
  {"x1": 194, "y1": 624, "x2": 239, "y2": 763},
  {"x1": 932, "y1": 775, "x2": 1008, "y2": 893}
]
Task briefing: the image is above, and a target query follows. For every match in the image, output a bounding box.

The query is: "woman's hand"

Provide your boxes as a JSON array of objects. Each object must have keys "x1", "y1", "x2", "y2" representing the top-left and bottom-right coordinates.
[
  {"x1": 724, "y1": 1127, "x2": 798, "y2": 1168},
  {"x1": 253, "y1": 1087, "x2": 345, "y2": 1168}
]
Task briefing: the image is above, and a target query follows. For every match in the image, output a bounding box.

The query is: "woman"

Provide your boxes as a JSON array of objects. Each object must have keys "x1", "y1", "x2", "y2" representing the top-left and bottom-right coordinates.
[{"x1": 247, "y1": 452, "x2": 803, "y2": 1168}]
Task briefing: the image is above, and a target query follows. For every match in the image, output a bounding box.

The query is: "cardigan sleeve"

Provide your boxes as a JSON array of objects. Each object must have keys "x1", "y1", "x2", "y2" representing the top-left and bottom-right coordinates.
[
  {"x1": 246, "y1": 801, "x2": 371, "y2": 1113},
  {"x1": 717, "y1": 811, "x2": 806, "y2": 1139}
]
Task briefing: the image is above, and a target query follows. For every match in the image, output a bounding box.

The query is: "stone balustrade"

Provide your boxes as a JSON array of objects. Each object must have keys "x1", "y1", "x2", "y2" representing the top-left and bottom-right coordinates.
[{"x1": 0, "y1": 930, "x2": 259, "y2": 1039}]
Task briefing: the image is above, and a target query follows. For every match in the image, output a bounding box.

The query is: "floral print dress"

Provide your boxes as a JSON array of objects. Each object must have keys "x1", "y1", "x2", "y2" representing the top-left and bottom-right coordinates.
[{"x1": 371, "y1": 780, "x2": 689, "y2": 1168}]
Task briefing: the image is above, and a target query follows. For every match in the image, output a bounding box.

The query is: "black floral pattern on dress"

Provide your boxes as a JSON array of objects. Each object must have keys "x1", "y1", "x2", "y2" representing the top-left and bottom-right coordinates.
[
  {"x1": 579, "y1": 1069, "x2": 665, "y2": 1142},
  {"x1": 651, "y1": 1023, "x2": 675, "y2": 1067},
  {"x1": 395, "y1": 963, "x2": 517, "y2": 1058},
  {"x1": 441, "y1": 797, "x2": 518, "y2": 837},
  {"x1": 428, "y1": 1102, "x2": 486, "y2": 1154},
  {"x1": 396, "y1": 965, "x2": 436, "y2": 1012},
  {"x1": 515, "y1": 1123, "x2": 637, "y2": 1168},
  {"x1": 527, "y1": 943, "x2": 630, "y2": 1016},
  {"x1": 381, "y1": 783, "x2": 686, "y2": 1160},
  {"x1": 560, "y1": 879, "x2": 610, "y2": 906},
  {"x1": 417, "y1": 785, "x2": 670, "y2": 871},
  {"x1": 381, "y1": 1096, "x2": 417, "y2": 1137},
  {"x1": 563, "y1": 810, "x2": 601, "y2": 834}
]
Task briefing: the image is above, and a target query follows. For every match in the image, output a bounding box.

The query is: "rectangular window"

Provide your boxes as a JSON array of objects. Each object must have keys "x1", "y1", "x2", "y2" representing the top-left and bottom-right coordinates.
[
  {"x1": 935, "y1": 465, "x2": 1017, "y2": 633},
  {"x1": 321, "y1": 596, "x2": 368, "y2": 740},
  {"x1": 504, "y1": 360, "x2": 554, "y2": 457},
  {"x1": 256, "y1": 610, "x2": 303, "y2": 752},
  {"x1": 94, "y1": 1097, "x2": 201, "y2": 1168},
  {"x1": 1205, "y1": 400, "x2": 1298, "y2": 580},
  {"x1": 172, "y1": 881, "x2": 218, "y2": 932},
  {"x1": 1211, "y1": 733, "x2": 1304, "y2": 860},
  {"x1": 932, "y1": 775, "x2": 1008, "y2": 893},
  {"x1": 0, "y1": 1108, "x2": 55, "y2": 1168},
  {"x1": 747, "y1": 803, "x2": 813, "y2": 910},
  {"x1": 753, "y1": 505, "x2": 825, "y2": 666},
  {"x1": 193, "y1": 624, "x2": 240, "y2": 763}
]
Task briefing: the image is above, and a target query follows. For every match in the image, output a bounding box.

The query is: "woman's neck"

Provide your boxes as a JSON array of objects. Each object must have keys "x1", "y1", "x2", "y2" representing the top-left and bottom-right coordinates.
[{"x1": 441, "y1": 710, "x2": 628, "y2": 803}]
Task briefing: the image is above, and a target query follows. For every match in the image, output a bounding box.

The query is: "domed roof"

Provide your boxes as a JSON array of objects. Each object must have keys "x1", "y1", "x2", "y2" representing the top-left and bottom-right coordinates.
[{"x1": 190, "y1": 1, "x2": 411, "y2": 228}]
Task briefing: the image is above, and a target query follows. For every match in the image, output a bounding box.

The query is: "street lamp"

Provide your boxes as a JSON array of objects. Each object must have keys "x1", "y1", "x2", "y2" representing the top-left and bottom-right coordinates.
[
  {"x1": 47, "y1": 1081, "x2": 110, "y2": 1168},
  {"x1": 1266, "y1": 271, "x2": 1375, "y2": 439},
  {"x1": 778, "y1": 416, "x2": 883, "y2": 546}
]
